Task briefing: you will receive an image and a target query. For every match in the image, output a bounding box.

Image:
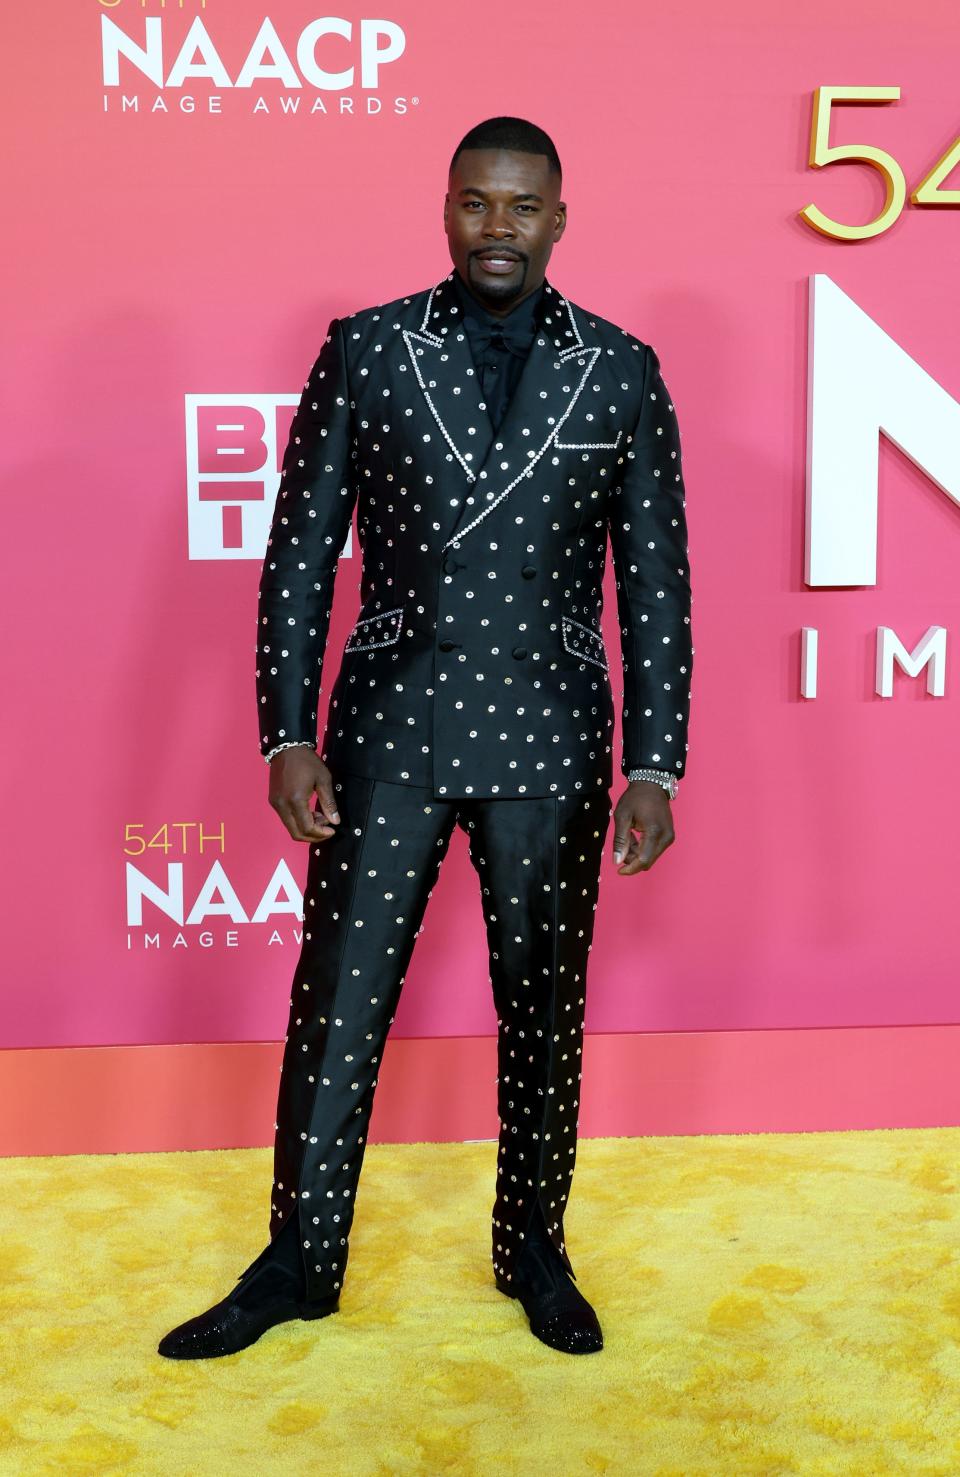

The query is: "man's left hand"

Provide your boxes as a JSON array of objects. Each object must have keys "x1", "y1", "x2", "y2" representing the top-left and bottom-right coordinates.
[{"x1": 611, "y1": 781, "x2": 675, "y2": 875}]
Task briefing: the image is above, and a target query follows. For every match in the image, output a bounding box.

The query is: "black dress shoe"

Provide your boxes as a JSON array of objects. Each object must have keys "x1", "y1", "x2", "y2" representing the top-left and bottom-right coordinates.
[
  {"x1": 157, "y1": 1219, "x2": 339, "y2": 1360},
  {"x1": 494, "y1": 1208, "x2": 604, "y2": 1355}
]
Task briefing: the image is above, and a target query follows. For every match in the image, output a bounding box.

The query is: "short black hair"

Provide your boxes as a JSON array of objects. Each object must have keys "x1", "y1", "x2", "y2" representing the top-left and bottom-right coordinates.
[{"x1": 449, "y1": 116, "x2": 562, "y2": 181}]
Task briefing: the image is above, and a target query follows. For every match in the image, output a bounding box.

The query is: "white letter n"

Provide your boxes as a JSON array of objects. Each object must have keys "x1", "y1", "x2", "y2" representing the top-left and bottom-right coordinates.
[{"x1": 805, "y1": 274, "x2": 960, "y2": 586}]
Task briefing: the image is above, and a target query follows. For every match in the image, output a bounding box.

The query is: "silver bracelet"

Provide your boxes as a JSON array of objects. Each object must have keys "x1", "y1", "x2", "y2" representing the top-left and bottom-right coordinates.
[
  {"x1": 627, "y1": 766, "x2": 677, "y2": 794},
  {"x1": 263, "y1": 740, "x2": 316, "y2": 764}
]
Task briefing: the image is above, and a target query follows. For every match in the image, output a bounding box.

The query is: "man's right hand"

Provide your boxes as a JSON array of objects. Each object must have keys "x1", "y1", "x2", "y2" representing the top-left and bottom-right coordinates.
[{"x1": 268, "y1": 747, "x2": 341, "y2": 843}]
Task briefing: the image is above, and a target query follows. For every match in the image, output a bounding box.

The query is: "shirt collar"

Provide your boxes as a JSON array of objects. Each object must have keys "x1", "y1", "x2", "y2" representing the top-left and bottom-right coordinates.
[{"x1": 451, "y1": 269, "x2": 545, "y2": 351}]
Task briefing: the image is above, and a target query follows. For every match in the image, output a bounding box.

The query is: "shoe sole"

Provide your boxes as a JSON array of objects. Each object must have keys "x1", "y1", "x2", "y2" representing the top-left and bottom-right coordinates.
[{"x1": 158, "y1": 1298, "x2": 341, "y2": 1359}]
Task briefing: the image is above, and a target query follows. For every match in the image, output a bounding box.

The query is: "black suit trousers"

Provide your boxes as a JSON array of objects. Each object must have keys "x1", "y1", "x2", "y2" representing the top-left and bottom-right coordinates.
[{"x1": 269, "y1": 771, "x2": 612, "y2": 1304}]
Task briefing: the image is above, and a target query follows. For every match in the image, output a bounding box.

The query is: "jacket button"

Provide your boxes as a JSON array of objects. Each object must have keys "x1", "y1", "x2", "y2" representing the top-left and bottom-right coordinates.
[
  {"x1": 512, "y1": 646, "x2": 528, "y2": 660},
  {"x1": 442, "y1": 555, "x2": 459, "y2": 575},
  {"x1": 439, "y1": 638, "x2": 458, "y2": 651},
  {"x1": 521, "y1": 565, "x2": 536, "y2": 579}
]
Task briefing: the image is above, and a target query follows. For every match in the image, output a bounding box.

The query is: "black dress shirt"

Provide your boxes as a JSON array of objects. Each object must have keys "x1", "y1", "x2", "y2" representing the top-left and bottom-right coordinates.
[{"x1": 451, "y1": 269, "x2": 545, "y2": 432}]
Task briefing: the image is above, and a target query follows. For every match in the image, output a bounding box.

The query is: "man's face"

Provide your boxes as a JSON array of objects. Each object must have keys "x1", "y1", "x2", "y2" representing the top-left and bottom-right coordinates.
[{"x1": 443, "y1": 148, "x2": 566, "y2": 313}]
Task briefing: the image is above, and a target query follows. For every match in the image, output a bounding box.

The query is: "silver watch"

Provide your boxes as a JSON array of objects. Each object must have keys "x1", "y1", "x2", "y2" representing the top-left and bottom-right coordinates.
[{"x1": 627, "y1": 767, "x2": 679, "y2": 799}]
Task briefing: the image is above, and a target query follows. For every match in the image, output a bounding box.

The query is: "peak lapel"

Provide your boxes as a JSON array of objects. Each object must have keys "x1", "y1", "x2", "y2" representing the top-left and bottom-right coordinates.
[
  {"x1": 442, "y1": 279, "x2": 602, "y2": 551},
  {"x1": 402, "y1": 273, "x2": 494, "y2": 486}
]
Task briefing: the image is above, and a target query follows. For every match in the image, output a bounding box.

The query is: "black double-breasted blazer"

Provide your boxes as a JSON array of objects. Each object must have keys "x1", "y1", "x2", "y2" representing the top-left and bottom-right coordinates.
[{"x1": 256, "y1": 272, "x2": 693, "y2": 800}]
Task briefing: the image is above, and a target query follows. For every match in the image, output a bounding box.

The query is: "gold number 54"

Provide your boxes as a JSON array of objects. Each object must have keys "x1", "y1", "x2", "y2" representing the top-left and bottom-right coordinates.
[{"x1": 800, "y1": 85, "x2": 960, "y2": 241}]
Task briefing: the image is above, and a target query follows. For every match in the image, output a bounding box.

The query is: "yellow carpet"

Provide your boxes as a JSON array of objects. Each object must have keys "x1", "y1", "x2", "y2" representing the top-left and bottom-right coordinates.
[{"x1": 2, "y1": 1129, "x2": 960, "y2": 1475}]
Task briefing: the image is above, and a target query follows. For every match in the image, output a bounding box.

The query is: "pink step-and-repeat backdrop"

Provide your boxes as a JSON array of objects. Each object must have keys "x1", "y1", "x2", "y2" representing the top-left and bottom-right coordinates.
[{"x1": 4, "y1": 0, "x2": 960, "y2": 1144}]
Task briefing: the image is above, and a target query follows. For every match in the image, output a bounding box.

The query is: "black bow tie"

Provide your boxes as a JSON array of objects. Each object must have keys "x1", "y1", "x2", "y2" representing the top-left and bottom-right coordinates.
[{"x1": 465, "y1": 313, "x2": 535, "y2": 359}]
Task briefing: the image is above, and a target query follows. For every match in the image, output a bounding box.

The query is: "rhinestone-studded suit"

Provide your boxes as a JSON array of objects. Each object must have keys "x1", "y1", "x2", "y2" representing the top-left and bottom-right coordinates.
[{"x1": 255, "y1": 273, "x2": 693, "y2": 1302}]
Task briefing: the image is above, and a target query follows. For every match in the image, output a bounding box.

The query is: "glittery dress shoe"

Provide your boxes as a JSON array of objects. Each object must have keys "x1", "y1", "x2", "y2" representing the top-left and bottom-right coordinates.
[
  {"x1": 494, "y1": 1209, "x2": 603, "y2": 1355},
  {"x1": 157, "y1": 1218, "x2": 339, "y2": 1360}
]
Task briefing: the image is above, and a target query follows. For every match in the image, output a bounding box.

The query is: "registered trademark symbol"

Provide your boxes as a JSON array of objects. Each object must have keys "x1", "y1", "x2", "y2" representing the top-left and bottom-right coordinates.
[{"x1": 412, "y1": 97, "x2": 419, "y2": 106}]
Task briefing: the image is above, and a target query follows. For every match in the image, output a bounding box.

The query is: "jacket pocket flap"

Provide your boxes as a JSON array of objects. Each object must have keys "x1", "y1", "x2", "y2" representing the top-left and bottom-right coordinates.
[
  {"x1": 561, "y1": 614, "x2": 609, "y2": 672},
  {"x1": 345, "y1": 604, "x2": 404, "y2": 652},
  {"x1": 553, "y1": 426, "x2": 622, "y2": 452}
]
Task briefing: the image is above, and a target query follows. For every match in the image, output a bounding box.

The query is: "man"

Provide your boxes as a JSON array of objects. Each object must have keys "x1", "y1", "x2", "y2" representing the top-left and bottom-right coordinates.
[{"x1": 159, "y1": 115, "x2": 693, "y2": 1361}]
